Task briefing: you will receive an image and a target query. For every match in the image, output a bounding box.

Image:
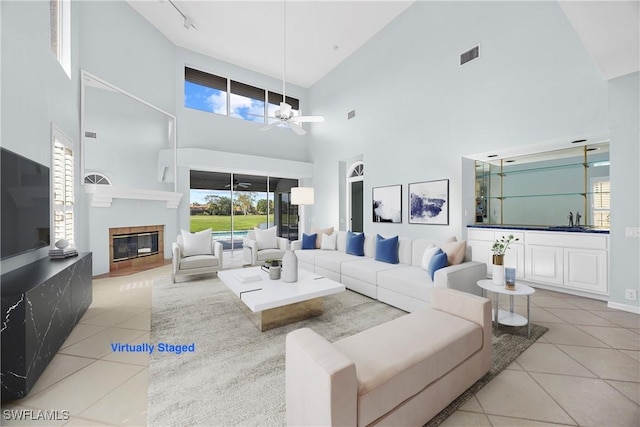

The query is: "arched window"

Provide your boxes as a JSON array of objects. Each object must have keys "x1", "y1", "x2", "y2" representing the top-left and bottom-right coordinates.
[
  {"x1": 348, "y1": 162, "x2": 364, "y2": 179},
  {"x1": 84, "y1": 173, "x2": 112, "y2": 185}
]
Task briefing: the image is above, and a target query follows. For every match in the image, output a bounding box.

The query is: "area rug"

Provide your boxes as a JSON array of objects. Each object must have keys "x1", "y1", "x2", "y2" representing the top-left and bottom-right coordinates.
[{"x1": 148, "y1": 274, "x2": 547, "y2": 427}]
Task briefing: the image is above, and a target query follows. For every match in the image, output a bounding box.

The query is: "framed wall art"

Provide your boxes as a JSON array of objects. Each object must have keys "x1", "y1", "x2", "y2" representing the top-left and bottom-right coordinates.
[
  {"x1": 372, "y1": 185, "x2": 402, "y2": 223},
  {"x1": 409, "y1": 179, "x2": 449, "y2": 225}
]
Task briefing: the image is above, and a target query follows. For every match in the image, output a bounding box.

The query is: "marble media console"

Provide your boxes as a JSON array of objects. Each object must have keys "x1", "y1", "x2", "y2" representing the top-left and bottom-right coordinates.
[{"x1": 1, "y1": 253, "x2": 92, "y2": 402}]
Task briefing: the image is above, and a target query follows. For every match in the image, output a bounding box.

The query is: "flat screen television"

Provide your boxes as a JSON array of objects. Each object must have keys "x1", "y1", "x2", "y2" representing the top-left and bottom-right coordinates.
[{"x1": 1, "y1": 147, "x2": 51, "y2": 260}]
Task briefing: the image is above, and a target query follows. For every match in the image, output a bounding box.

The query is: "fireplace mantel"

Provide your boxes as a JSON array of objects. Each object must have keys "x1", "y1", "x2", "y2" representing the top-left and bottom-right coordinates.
[{"x1": 84, "y1": 185, "x2": 182, "y2": 208}]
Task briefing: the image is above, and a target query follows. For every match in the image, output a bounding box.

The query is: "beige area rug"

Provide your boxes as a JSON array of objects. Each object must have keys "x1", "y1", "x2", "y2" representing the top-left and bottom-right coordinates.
[{"x1": 148, "y1": 274, "x2": 547, "y2": 427}]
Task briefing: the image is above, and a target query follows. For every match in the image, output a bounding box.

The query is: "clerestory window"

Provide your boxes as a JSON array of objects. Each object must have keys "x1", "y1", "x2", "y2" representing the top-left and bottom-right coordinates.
[{"x1": 184, "y1": 67, "x2": 300, "y2": 126}]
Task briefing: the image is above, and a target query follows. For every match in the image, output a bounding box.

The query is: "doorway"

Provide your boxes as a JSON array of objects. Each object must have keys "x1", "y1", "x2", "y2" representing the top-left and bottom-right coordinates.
[{"x1": 347, "y1": 161, "x2": 364, "y2": 232}]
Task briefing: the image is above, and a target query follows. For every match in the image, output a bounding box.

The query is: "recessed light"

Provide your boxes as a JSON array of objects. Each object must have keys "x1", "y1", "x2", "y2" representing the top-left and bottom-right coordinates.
[
  {"x1": 571, "y1": 139, "x2": 587, "y2": 144},
  {"x1": 487, "y1": 154, "x2": 498, "y2": 158}
]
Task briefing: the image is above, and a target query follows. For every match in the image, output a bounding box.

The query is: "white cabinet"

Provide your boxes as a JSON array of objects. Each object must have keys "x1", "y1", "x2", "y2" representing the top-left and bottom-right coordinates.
[
  {"x1": 526, "y1": 245, "x2": 563, "y2": 285},
  {"x1": 564, "y1": 248, "x2": 608, "y2": 294},
  {"x1": 467, "y1": 227, "x2": 609, "y2": 297},
  {"x1": 468, "y1": 229, "x2": 524, "y2": 279}
]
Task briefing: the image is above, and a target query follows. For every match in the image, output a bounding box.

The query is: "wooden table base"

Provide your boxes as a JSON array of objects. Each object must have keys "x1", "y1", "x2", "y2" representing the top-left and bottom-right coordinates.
[{"x1": 235, "y1": 297, "x2": 324, "y2": 332}]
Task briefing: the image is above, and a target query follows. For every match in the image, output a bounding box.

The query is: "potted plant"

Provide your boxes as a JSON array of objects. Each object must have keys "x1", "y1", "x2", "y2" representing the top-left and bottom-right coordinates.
[
  {"x1": 491, "y1": 234, "x2": 519, "y2": 265},
  {"x1": 491, "y1": 235, "x2": 519, "y2": 286}
]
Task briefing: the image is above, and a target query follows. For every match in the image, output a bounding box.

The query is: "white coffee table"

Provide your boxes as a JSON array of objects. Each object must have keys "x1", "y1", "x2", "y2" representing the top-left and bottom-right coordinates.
[
  {"x1": 477, "y1": 279, "x2": 535, "y2": 338},
  {"x1": 219, "y1": 266, "x2": 345, "y2": 331}
]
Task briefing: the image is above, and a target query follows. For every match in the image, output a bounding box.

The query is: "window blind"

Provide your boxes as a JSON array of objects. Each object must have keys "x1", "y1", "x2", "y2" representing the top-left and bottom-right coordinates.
[
  {"x1": 267, "y1": 91, "x2": 300, "y2": 110},
  {"x1": 230, "y1": 80, "x2": 265, "y2": 102},
  {"x1": 185, "y1": 67, "x2": 227, "y2": 91}
]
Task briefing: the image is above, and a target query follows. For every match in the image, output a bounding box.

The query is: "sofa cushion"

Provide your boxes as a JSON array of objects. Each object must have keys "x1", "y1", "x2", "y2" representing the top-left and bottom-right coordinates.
[
  {"x1": 375, "y1": 234, "x2": 399, "y2": 264},
  {"x1": 346, "y1": 232, "x2": 365, "y2": 256},
  {"x1": 441, "y1": 240, "x2": 466, "y2": 265},
  {"x1": 333, "y1": 308, "x2": 483, "y2": 427},
  {"x1": 377, "y1": 266, "x2": 434, "y2": 303},
  {"x1": 315, "y1": 251, "x2": 361, "y2": 273},
  {"x1": 321, "y1": 232, "x2": 338, "y2": 250},
  {"x1": 294, "y1": 248, "x2": 329, "y2": 266},
  {"x1": 311, "y1": 226, "x2": 334, "y2": 249},
  {"x1": 181, "y1": 229, "x2": 212, "y2": 257},
  {"x1": 179, "y1": 254, "x2": 219, "y2": 270},
  {"x1": 341, "y1": 258, "x2": 401, "y2": 285},
  {"x1": 301, "y1": 233, "x2": 317, "y2": 250},
  {"x1": 254, "y1": 226, "x2": 278, "y2": 249},
  {"x1": 428, "y1": 250, "x2": 448, "y2": 281}
]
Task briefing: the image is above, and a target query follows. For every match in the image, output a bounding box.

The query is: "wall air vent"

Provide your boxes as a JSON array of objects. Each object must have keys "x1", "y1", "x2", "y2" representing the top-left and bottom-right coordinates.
[
  {"x1": 85, "y1": 131, "x2": 97, "y2": 138},
  {"x1": 460, "y1": 45, "x2": 480, "y2": 65},
  {"x1": 347, "y1": 110, "x2": 356, "y2": 120}
]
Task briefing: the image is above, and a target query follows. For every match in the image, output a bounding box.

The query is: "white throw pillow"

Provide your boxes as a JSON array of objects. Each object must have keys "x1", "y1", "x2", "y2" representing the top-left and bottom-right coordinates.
[
  {"x1": 254, "y1": 226, "x2": 278, "y2": 250},
  {"x1": 421, "y1": 243, "x2": 440, "y2": 271},
  {"x1": 321, "y1": 232, "x2": 338, "y2": 250},
  {"x1": 181, "y1": 229, "x2": 212, "y2": 257}
]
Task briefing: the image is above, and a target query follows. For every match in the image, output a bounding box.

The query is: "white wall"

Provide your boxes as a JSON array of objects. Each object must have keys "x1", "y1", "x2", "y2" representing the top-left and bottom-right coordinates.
[
  {"x1": 608, "y1": 71, "x2": 640, "y2": 312},
  {"x1": 308, "y1": 1, "x2": 608, "y2": 242},
  {"x1": 0, "y1": 0, "x2": 82, "y2": 273}
]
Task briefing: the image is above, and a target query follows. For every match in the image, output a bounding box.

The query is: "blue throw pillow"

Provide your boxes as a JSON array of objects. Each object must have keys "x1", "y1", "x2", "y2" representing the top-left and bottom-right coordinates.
[
  {"x1": 375, "y1": 234, "x2": 399, "y2": 264},
  {"x1": 346, "y1": 231, "x2": 365, "y2": 256},
  {"x1": 428, "y1": 249, "x2": 448, "y2": 281},
  {"x1": 301, "y1": 233, "x2": 317, "y2": 250}
]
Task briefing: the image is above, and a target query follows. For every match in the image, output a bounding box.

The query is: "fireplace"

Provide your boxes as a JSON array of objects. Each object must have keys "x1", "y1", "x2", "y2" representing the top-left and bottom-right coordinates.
[{"x1": 109, "y1": 225, "x2": 164, "y2": 272}]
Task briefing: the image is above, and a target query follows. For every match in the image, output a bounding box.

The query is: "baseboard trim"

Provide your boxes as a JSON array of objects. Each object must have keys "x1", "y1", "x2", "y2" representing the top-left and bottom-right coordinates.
[{"x1": 607, "y1": 301, "x2": 640, "y2": 314}]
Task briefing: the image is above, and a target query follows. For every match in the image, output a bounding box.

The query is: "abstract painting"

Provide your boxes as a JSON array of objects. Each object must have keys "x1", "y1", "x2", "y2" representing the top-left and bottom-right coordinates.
[
  {"x1": 409, "y1": 179, "x2": 449, "y2": 225},
  {"x1": 372, "y1": 185, "x2": 402, "y2": 223}
]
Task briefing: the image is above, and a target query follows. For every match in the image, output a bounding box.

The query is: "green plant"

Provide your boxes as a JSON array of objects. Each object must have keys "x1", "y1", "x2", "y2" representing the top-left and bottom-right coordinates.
[{"x1": 492, "y1": 234, "x2": 519, "y2": 256}]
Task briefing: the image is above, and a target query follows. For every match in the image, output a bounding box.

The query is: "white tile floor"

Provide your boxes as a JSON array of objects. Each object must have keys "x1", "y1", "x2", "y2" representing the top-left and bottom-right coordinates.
[{"x1": 2, "y1": 251, "x2": 639, "y2": 426}]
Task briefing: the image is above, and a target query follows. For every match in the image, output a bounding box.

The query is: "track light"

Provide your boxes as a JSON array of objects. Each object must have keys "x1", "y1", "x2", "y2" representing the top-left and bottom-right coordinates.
[{"x1": 167, "y1": 0, "x2": 196, "y2": 30}]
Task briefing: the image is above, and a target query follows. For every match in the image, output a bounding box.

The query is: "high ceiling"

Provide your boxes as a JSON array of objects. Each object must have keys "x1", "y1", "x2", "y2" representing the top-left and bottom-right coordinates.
[
  {"x1": 127, "y1": 1, "x2": 639, "y2": 88},
  {"x1": 127, "y1": 0, "x2": 414, "y2": 88}
]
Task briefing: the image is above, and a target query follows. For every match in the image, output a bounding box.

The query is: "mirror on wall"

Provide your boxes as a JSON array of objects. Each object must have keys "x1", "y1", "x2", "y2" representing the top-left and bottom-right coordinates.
[
  {"x1": 475, "y1": 142, "x2": 610, "y2": 229},
  {"x1": 81, "y1": 71, "x2": 176, "y2": 192}
]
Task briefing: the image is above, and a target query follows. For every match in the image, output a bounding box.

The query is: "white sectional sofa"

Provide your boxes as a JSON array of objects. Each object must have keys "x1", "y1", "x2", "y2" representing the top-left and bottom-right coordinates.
[
  {"x1": 292, "y1": 231, "x2": 487, "y2": 312},
  {"x1": 286, "y1": 288, "x2": 492, "y2": 426}
]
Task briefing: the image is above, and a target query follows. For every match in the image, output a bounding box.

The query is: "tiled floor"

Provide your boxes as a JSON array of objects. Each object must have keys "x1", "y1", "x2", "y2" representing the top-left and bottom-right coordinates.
[{"x1": 2, "y1": 252, "x2": 639, "y2": 426}]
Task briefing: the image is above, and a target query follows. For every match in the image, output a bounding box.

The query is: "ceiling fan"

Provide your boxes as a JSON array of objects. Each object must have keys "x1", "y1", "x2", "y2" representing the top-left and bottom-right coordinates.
[
  {"x1": 225, "y1": 179, "x2": 251, "y2": 189},
  {"x1": 260, "y1": 1, "x2": 324, "y2": 136}
]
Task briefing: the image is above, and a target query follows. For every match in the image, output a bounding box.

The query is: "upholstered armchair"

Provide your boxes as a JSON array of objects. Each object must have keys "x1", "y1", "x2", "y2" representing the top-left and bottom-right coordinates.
[
  {"x1": 243, "y1": 228, "x2": 289, "y2": 266},
  {"x1": 172, "y1": 231, "x2": 223, "y2": 283}
]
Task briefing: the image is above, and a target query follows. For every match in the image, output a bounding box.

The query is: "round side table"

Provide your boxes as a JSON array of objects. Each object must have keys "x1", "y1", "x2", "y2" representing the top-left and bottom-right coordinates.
[{"x1": 477, "y1": 279, "x2": 535, "y2": 338}]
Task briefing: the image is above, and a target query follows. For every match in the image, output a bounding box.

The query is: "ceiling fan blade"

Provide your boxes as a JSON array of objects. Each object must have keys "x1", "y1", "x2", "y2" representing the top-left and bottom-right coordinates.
[
  {"x1": 288, "y1": 121, "x2": 306, "y2": 135},
  {"x1": 291, "y1": 115, "x2": 325, "y2": 123},
  {"x1": 259, "y1": 121, "x2": 282, "y2": 132}
]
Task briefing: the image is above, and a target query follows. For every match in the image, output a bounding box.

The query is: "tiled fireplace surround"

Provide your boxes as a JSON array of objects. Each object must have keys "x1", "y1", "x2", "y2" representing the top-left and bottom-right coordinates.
[{"x1": 108, "y1": 225, "x2": 165, "y2": 272}]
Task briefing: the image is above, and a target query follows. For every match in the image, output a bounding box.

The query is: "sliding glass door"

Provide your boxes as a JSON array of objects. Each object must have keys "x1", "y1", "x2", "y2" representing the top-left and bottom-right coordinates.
[{"x1": 189, "y1": 170, "x2": 298, "y2": 251}]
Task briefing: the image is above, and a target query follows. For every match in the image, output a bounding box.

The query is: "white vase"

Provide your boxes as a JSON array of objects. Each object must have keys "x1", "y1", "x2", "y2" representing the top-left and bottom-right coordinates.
[
  {"x1": 281, "y1": 249, "x2": 298, "y2": 283},
  {"x1": 492, "y1": 264, "x2": 505, "y2": 285}
]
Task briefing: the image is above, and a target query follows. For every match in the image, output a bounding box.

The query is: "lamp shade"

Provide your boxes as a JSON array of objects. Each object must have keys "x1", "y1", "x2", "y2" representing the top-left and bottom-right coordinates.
[{"x1": 291, "y1": 187, "x2": 314, "y2": 205}]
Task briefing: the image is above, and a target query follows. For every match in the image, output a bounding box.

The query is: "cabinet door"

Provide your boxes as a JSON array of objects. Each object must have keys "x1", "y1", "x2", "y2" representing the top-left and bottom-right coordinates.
[
  {"x1": 564, "y1": 248, "x2": 608, "y2": 294},
  {"x1": 526, "y1": 245, "x2": 563, "y2": 285},
  {"x1": 504, "y1": 243, "x2": 525, "y2": 279}
]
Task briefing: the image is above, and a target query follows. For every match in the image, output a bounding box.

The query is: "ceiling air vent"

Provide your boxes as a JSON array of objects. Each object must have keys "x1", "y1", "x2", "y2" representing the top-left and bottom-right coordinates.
[
  {"x1": 85, "y1": 131, "x2": 97, "y2": 138},
  {"x1": 347, "y1": 110, "x2": 356, "y2": 120},
  {"x1": 460, "y1": 45, "x2": 479, "y2": 65}
]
